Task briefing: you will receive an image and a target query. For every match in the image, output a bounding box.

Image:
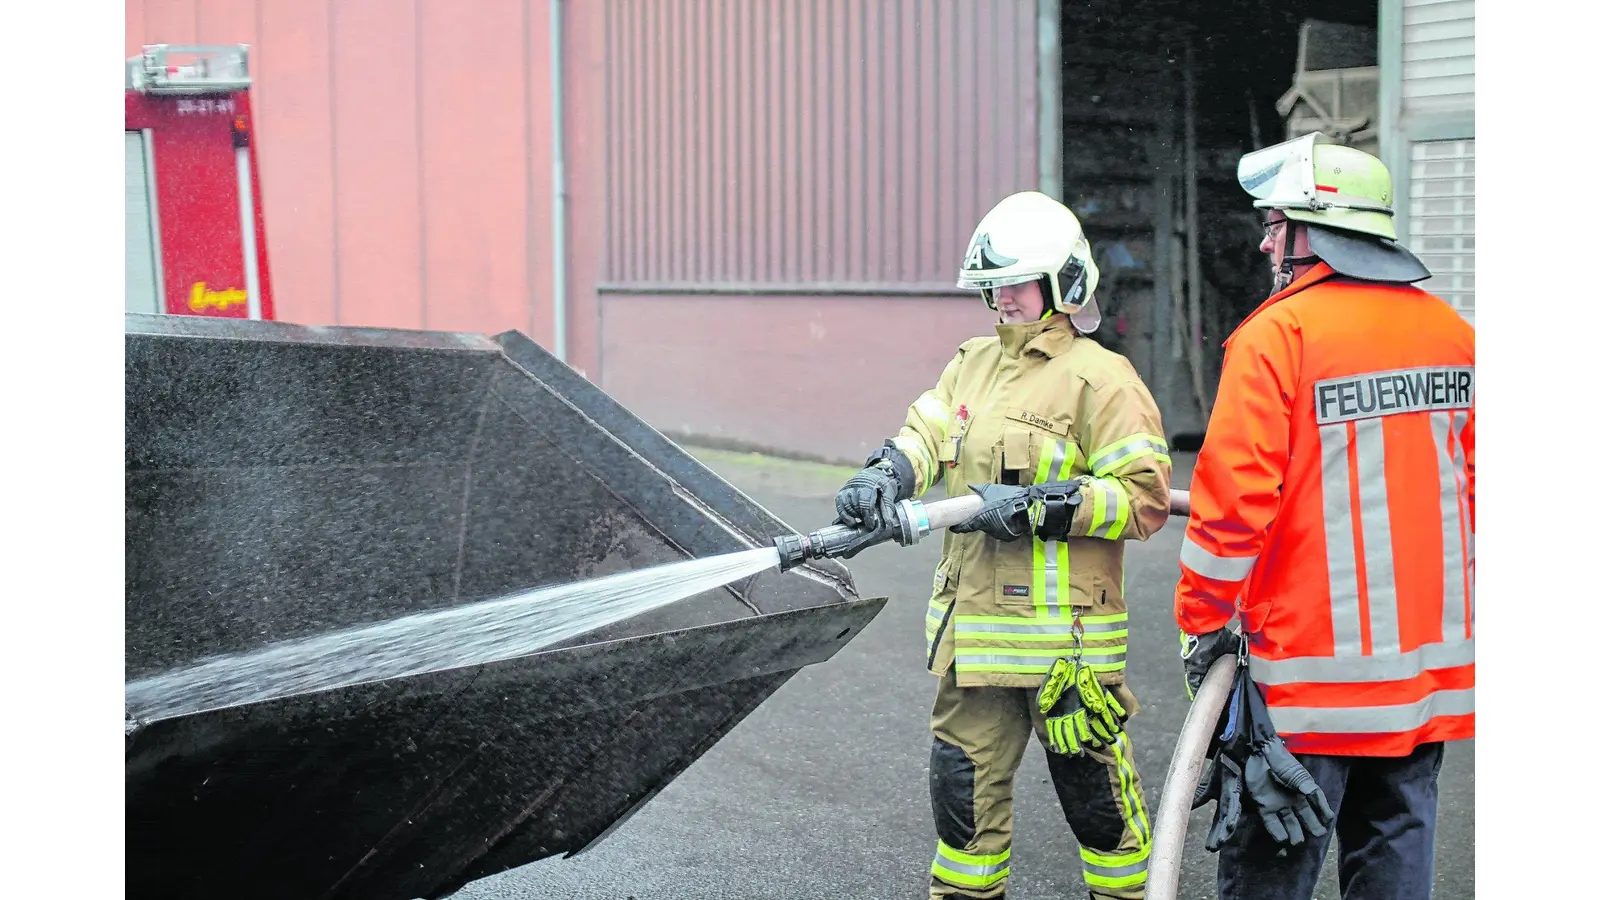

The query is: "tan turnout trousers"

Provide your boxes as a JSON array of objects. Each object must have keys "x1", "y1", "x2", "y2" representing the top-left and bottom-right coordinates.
[{"x1": 927, "y1": 670, "x2": 1153, "y2": 900}]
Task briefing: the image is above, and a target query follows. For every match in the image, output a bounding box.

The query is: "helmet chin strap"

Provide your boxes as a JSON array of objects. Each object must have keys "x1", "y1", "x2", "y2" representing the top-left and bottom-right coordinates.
[{"x1": 1274, "y1": 221, "x2": 1319, "y2": 292}]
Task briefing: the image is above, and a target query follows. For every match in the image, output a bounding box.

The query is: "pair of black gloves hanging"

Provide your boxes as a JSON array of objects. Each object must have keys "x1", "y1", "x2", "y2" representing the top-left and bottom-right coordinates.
[
  {"x1": 1189, "y1": 632, "x2": 1338, "y2": 852},
  {"x1": 832, "y1": 443, "x2": 1084, "y2": 556}
]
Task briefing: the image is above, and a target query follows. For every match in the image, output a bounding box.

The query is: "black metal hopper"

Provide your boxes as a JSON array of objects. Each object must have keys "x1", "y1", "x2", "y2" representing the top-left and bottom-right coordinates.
[{"x1": 124, "y1": 313, "x2": 878, "y2": 900}]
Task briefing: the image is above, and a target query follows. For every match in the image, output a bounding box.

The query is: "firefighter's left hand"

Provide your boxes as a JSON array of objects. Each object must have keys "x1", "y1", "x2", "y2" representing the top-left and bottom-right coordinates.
[
  {"x1": 951, "y1": 481, "x2": 1082, "y2": 542},
  {"x1": 949, "y1": 484, "x2": 1033, "y2": 541}
]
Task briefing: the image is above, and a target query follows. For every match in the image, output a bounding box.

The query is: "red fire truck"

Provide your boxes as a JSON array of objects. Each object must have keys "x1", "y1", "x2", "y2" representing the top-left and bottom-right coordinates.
[{"x1": 125, "y1": 44, "x2": 275, "y2": 321}]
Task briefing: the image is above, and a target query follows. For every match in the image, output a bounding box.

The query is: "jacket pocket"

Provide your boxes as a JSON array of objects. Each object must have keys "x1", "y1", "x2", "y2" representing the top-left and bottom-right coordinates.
[
  {"x1": 991, "y1": 549, "x2": 1101, "y2": 615},
  {"x1": 1002, "y1": 422, "x2": 1082, "y2": 486}
]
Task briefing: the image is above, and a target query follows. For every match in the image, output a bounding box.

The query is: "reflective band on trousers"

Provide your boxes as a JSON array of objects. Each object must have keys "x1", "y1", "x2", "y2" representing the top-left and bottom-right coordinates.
[
  {"x1": 1268, "y1": 687, "x2": 1474, "y2": 734},
  {"x1": 1179, "y1": 537, "x2": 1257, "y2": 582},
  {"x1": 1088, "y1": 432, "x2": 1171, "y2": 476},
  {"x1": 931, "y1": 841, "x2": 1010, "y2": 889},
  {"x1": 1081, "y1": 843, "x2": 1150, "y2": 890},
  {"x1": 1032, "y1": 438, "x2": 1074, "y2": 617},
  {"x1": 1318, "y1": 406, "x2": 1475, "y2": 658},
  {"x1": 1111, "y1": 732, "x2": 1151, "y2": 846},
  {"x1": 1250, "y1": 637, "x2": 1474, "y2": 685}
]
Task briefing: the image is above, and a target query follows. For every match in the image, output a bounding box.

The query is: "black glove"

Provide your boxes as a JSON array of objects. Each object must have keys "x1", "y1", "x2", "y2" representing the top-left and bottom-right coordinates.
[
  {"x1": 830, "y1": 445, "x2": 914, "y2": 559},
  {"x1": 1241, "y1": 675, "x2": 1336, "y2": 847},
  {"x1": 1192, "y1": 751, "x2": 1245, "y2": 852},
  {"x1": 1180, "y1": 626, "x2": 1243, "y2": 701},
  {"x1": 949, "y1": 480, "x2": 1082, "y2": 542},
  {"x1": 834, "y1": 464, "x2": 899, "y2": 530},
  {"x1": 834, "y1": 443, "x2": 913, "y2": 529}
]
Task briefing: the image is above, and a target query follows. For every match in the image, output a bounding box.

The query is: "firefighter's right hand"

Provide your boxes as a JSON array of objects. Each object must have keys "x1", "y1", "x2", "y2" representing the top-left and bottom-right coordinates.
[{"x1": 834, "y1": 463, "x2": 900, "y2": 530}]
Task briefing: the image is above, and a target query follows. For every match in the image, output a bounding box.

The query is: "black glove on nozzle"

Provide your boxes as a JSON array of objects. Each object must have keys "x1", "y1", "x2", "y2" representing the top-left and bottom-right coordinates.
[
  {"x1": 834, "y1": 442, "x2": 913, "y2": 529},
  {"x1": 948, "y1": 480, "x2": 1083, "y2": 542},
  {"x1": 829, "y1": 443, "x2": 915, "y2": 560}
]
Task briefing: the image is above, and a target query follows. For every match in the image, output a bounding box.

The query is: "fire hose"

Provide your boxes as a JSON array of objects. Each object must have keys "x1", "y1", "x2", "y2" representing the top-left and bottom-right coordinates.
[
  {"x1": 773, "y1": 488, "x2": 1192, "y2": 571},
  {"x1": 774, "y1": 487, "x2": 1225, "y2": 899}
]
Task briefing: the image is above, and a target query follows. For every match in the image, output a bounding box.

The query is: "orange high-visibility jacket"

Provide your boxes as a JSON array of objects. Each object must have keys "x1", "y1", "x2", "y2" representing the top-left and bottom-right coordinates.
[{"x1": 1174, "y1": 263, "x2": 1474, "y2": 757}]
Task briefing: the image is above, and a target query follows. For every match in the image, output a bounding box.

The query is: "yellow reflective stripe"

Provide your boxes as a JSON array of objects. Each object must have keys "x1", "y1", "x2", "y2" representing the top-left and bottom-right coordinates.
[
  {"x1": 1084, "y1": 868, "x2": 1149, "y2": 890},
  {"x1": 1081, "y1": 843, "x2": 1151, "y2": 868},
  {"x1": 953, "y1": 613, "x2": 1127, "y2": 625},
  {"x1": 956, "y1": 654, "x2": 1127, "y2": 674},
  {"x1": 1083, "y1": 477, "x2": 1132, "y2": 540},
  {"x1": 953, "y1": 628, "x2": 1127, "y2": 642},
  {"x1": 1031, "y1": 439, "x2": 1074, "y2": 617},
  {"x1": 931, "y1": 841, "x2": 1010, "y2": 889},
  {"x1": 957, "y1": 661, "x2": 1127, "y2": 675},
  {"x1": 1112, "y1": 734, "x2": 1152, "y2": 846},
  {"x1": 957, "y1": 646, "x2": 1126, "y2": 658},
  {"x1": 913, "y1": 393, "x2": 951, "y2": 438},
  {"x1": 1080, "y1": 842, "x2": 1150, "y2": 889},
  {"x1": 1088, "y1": 432, "x2": 1171, "y2": 476}
]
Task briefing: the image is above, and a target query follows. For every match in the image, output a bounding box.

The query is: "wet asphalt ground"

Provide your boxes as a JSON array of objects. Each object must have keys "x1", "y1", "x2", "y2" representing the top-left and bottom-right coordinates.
[{"x1": 451, "y1": 447, "x2": 1473, "y2": 900}]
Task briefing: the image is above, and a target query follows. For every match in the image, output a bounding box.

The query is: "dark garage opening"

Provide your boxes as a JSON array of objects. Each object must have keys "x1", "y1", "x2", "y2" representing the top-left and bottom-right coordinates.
[{"x1": 1057, "y1": 0, "x2": 1380, "y2": 449}]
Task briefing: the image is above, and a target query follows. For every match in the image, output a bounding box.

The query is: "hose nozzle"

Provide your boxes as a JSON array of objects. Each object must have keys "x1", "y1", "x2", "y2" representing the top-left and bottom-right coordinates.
[{"x1": 773, "y1": 499, "x2": 941, "y2": 572}]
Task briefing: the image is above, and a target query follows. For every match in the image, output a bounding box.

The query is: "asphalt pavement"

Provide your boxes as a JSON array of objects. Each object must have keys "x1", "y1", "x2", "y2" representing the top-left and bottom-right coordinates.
[{"x1": 451, "y1": 447, "x2": 1473, "y2": 900}]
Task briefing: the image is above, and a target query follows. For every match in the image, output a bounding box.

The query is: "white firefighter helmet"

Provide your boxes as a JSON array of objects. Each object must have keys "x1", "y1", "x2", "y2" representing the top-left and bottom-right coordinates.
[{"x1": 957, "y1": 190, "x2": 1103, "y2": 334}]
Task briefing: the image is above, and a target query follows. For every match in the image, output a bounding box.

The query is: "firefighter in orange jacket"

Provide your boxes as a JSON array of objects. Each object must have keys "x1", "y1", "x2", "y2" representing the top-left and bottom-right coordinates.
[{"x1": 1174, "y1": 133, "x2": 1473, "y2": 900}]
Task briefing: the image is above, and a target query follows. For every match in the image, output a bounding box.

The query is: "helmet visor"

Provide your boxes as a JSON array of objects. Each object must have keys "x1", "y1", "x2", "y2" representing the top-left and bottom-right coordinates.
[
  {"x1": 1238, "y1": 133, "x2": 1322, "y2": 209},
  {"x1": 960, "y1": 271, "x2": 1039, "y2": 292}
]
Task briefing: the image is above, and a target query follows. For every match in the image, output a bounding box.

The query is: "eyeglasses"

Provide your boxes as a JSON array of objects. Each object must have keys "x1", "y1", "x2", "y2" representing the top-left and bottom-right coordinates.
[{"x1": 1262, "y1": 218, "x2": 1289, "y2": 241}]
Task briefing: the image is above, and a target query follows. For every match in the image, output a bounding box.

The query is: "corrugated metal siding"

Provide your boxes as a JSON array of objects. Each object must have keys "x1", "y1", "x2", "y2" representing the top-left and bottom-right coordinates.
[
  {"x1": 1401, "y1": 0, "x2": 1474, "y2": 117},
  {"x1": 126, "y1": 0, "x2": 559, "y2": 345},
  {"x1": 1408, "y1": 138, "x2": 1474, "y2": 324},
  {"x1": 602, "y1": 0, "x2": 1039, "y2": 292}
]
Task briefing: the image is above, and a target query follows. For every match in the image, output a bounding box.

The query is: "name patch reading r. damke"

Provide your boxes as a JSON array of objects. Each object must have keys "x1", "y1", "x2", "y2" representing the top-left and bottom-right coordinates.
[{"x1": 1314, "y1": 366, "x2": 1473, "y2": 425}]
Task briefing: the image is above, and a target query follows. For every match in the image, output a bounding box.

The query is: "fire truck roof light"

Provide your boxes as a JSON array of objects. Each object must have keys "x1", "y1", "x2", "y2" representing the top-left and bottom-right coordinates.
[{"x1": 128, "y1": 44, "x2": 252, "y2": 96}]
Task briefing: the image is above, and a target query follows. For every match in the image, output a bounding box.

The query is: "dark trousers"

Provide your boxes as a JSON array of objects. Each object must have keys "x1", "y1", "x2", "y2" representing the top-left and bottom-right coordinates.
[{"x1": 1217, "y1": 742, "x2": 1446, "y2": 900}]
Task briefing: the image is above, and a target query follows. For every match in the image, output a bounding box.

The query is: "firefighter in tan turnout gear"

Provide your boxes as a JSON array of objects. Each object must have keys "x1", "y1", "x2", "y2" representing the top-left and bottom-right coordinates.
[{"x1": 833, "y1": 191, "x2": 1173, "y2": 899}]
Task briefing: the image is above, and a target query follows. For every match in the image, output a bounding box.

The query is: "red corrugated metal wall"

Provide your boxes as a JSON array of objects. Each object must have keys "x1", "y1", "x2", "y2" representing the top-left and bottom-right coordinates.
[
  {"x1": 602, "y1": 0, "x2": 1037, "y2": 291},
  {"x1": 127, "y1": 0, "x2": 1044, "y2": 462},
  {"x1": 126, "y1": 0, "x2": 559, "y2": 350},
  {"x1": 598, "y1": 0, "x2": 1043, "y2": 463}
]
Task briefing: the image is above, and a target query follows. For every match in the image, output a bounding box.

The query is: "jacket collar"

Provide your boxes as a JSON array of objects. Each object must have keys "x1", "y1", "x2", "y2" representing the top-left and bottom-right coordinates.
[
  {"x1": 1223, "y1": 262, "x2": 1339, "y2": 348},
  {"x1": 996, "y1": 312, "x2": 1077, "y2": 359}
]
